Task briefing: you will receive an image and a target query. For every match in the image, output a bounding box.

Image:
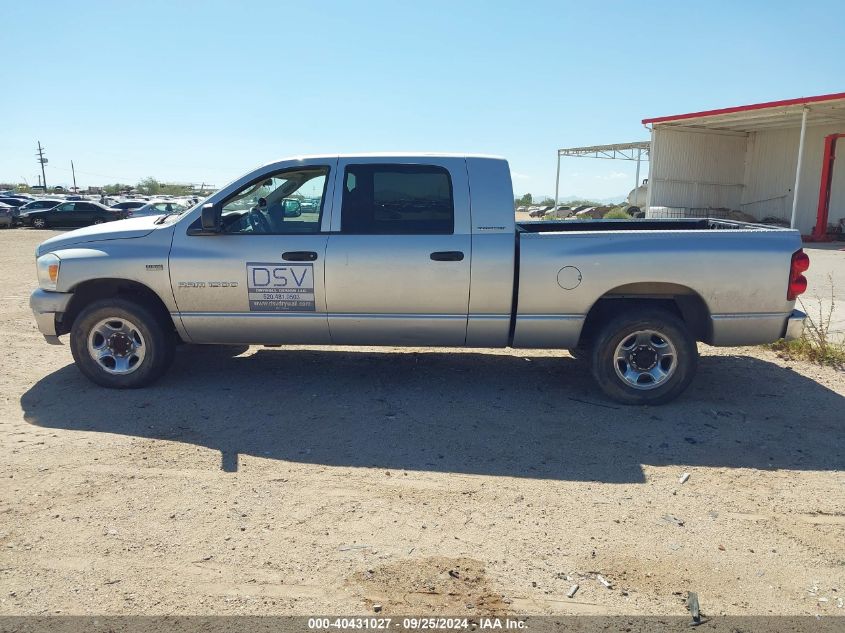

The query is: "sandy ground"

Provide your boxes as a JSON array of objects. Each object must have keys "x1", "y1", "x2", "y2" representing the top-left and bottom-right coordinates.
[{"x1": 0, "y1": 228, "x2": 843, "y2": 617}]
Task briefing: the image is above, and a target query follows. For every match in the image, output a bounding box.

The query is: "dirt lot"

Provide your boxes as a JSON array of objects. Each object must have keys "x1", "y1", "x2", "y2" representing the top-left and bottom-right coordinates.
[{"x1": 1, "y1": 228, "x2": 843, "y2": 617}]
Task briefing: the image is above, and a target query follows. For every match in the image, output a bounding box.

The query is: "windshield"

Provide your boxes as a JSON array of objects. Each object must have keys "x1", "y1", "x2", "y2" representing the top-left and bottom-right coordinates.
[{"x1": 157, "y1": 198, "x2": 206, "y2": 224}]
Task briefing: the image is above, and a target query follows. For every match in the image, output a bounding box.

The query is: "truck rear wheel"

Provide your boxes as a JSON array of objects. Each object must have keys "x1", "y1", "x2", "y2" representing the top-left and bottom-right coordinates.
[
  {"x1": 70, "y1": 298, "x2": 175, "y2": 388},
  {"x1": 590, "y1": 308, "x2": 697, "y2": 405}
]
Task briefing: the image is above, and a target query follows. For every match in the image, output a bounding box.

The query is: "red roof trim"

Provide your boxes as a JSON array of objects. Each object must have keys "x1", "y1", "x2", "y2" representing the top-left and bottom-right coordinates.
[{"x1": 642, "y1": 91, "x2": 845, "y2": 125}]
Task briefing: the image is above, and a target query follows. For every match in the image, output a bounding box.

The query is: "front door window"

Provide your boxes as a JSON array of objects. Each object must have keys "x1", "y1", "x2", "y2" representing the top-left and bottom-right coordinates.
[{"x1": 220, "y1": 168, "x2": 329, "y2": 235}]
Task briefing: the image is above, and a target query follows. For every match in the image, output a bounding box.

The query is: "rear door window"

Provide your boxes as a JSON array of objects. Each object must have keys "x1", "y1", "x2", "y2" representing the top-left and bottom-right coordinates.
[{"x1": 341, "y1": 164, "x2": 454, "y2": 234}]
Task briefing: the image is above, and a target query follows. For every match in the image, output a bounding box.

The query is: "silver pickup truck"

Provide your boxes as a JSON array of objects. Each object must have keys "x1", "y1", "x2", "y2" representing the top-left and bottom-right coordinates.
[{"x1": 30, "y1": 154, "x2": 809, "y2": 404}]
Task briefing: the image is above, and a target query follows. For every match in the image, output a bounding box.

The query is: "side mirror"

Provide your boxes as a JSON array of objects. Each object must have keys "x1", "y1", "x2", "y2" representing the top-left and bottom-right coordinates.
[
  {"x1": 283, "y1": 199, "x2": 302, "y2": 217},
  {"x1": 201, "y1": 202, "x2": 221, "y2": 232}
]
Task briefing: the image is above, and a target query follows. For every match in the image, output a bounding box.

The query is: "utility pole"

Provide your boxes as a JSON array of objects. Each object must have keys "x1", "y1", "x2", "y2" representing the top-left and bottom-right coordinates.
[
  {"x1": 36, "y1": 141, "x2": 48, "y2": 191},
  {"x1": 71, "y1": 160, "x2": 78, "y2": 192}
]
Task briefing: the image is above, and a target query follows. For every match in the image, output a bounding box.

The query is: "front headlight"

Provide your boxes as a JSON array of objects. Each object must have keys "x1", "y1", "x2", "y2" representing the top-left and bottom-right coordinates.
[{"x1": 36, "y1": 253, "x2": 61, "y2": 291}]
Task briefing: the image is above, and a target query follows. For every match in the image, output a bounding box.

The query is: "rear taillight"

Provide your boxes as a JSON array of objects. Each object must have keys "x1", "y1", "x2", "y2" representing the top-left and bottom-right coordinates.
[{"x1": 787, "y1": 249, "x2": 810, "y2": 300}]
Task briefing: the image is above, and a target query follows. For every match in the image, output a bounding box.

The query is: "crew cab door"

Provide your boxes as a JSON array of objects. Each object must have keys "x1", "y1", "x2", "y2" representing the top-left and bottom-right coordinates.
[
  {"x1": 168, "y1": 162, "x2": 335, "y2": 345},
  {"x1": 324, "y1": 158, "x2": 471, "y2": 345}
]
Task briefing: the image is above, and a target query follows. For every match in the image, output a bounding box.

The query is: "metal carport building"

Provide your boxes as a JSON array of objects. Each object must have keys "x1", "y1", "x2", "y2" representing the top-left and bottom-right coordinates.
[{"x1": 642, "y1": 92, "x2": 845, "y2": 239}]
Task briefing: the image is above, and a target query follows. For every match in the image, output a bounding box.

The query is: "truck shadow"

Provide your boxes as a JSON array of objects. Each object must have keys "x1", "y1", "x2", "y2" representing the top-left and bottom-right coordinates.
[{"x1": 20, "y1": 347, "x2": 845, "y2": 482}]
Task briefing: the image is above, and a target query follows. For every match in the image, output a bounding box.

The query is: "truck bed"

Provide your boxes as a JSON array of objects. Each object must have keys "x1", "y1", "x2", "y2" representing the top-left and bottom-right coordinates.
[
  {"x1": 511, "y1": 217, "x2": 802, "y2": 349},
  {"x1": 517, "y1": 218, "x2": 789, "y2": 233}
]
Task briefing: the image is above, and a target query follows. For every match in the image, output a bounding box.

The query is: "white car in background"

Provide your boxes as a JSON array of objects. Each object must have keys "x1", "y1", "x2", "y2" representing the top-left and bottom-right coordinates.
[
  {"x1": 0, "y1": 202, "x2": 14, "y2": 227},
  {"x1": 110, "y1": 200, "x2": 148, "y2": 214},
  {"x1": 129, "y1": 200, "x2": 187, "y2": 218}
]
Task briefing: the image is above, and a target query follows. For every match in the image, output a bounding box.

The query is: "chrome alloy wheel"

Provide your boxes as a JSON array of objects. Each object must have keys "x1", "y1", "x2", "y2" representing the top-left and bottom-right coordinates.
[
  {"x1": 87, "y1": 317, "x2": 146, "y2": 375},
  {"x1": 613, "y1": 329, "x2": 677, "y2": 390}
]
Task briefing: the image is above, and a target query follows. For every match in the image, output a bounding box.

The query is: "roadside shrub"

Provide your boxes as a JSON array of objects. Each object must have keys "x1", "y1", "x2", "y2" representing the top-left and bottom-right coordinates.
[
  {"x1": 769, "y1": 276, "x2": 845, "y2": 369},
  {"x1": 603, "y1": 209, "x2": 632, "y2": 220}
]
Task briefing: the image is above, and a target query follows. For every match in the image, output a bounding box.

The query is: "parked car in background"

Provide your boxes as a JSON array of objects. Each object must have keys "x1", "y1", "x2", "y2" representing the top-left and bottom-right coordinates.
[
  {"x1": 129, "y1": 200, "x2": 186, "y2": 218},
  {"x1": 17, "y1": 199, "x2": 62, "y2": 226},
  {"x1": 300, "y1": 198, "x2": 319, "y2": 212},
  {"x1": 0, "y1": 197, "x2": 29, "y2": 225},
  {"x1": 19, "y1": 199, "x2": 62, "y2": 213},
  {"x1": 109, "y1": 200, "x2": 147, "y2": 214},
  {"x1": 0, "y1": 196, "x2": 28, "y2": 209},
  {"x1": 23, "y1": 201, "x2": 126, "y2": 229},
  {"x1": 0, "y1": 202, "x2": 14, "y2": 228}
]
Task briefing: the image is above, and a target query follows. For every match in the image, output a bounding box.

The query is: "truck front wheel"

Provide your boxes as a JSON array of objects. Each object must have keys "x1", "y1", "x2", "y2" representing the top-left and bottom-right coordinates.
[
  {"x1": 590, "y1": 309, "x2": 698, "y2": 405},
  {"x1": 70, "y1": 298, "x2": 175, "y2": 388}
]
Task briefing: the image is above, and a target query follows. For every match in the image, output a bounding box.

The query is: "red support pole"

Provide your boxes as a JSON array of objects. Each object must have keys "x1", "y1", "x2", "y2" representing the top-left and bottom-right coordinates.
[{"x1": 811, "y1": 133, "x2": 845, "y2": 241}]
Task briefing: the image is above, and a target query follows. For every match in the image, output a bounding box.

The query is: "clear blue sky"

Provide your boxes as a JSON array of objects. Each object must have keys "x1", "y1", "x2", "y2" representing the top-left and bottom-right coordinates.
[{"x1": 3, "y1": 0, "x2": 844, "y2": 199}]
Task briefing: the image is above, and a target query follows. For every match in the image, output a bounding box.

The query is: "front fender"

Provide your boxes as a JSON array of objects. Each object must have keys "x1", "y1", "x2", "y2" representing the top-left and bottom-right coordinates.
[{"x1": 40, "y1": 229, "x2": 177, "y2": 312}]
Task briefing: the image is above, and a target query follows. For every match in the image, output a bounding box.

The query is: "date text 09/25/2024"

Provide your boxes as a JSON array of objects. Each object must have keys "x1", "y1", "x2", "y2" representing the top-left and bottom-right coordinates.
[{"x1": 307, "y1": 617, "x2": 527, "y2": 630}]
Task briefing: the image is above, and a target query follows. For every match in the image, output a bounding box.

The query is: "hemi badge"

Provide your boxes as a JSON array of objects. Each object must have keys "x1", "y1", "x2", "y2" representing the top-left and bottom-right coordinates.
[{"x1": 146, "y1": 264, "x2": 164, "y2": 271}]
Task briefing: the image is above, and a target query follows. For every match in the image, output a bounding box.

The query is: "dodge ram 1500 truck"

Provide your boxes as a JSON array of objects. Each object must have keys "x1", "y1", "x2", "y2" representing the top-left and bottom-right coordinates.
[{"x1": 30, "y1": 154, "x2": 809, "y2": 404}]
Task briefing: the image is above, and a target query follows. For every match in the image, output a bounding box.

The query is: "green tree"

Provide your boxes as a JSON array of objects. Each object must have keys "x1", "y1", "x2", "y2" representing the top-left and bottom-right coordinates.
[
  {"x1": 514, "y1": 193, "x2": 533, "y2": 207},
  {"x1": 137, "y1": 177, "x2": 161, "y2": 196},
  {"x1": 539, "y1": 198, "x2": 555, "y2": 206},
  {"x1": 102, "y1": 183, "x2": 132, "y2": 195}
]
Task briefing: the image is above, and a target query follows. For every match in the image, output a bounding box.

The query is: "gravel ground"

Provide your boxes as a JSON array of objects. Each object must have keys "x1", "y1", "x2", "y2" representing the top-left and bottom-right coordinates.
[{"x1": 1, "y1": 228, "x2": 843, "y2": 617}]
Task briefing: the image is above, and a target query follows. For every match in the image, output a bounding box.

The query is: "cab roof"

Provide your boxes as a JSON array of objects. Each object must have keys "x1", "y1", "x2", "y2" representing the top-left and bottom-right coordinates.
[{"x1": 270, "y1": 152, "x2": 505, "y2": 163}]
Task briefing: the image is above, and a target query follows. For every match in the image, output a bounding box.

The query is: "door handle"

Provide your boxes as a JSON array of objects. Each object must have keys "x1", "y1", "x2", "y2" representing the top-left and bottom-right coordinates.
[
  {"x1": 282, "y1": 251, "x2": 318, "y2": 262},
  {"x1": 430, "y1": 251, "x2": 464, "y2": 262}
]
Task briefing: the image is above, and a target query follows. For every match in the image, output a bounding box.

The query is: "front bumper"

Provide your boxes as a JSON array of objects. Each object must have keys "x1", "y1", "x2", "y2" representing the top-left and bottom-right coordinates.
[
  {"x1": 30, "y1": 288, "x2": 73, "y2": 344},
  {"x1": 783, "y1": 309, "x2": 806, "y2": 341}
]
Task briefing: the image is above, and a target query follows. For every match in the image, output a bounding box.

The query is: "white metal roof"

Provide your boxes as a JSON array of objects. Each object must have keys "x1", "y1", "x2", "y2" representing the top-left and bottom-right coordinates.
[
  {"x1": 558, "y1": 141, "x2": 649, "y2": 160},
  {"x1": 643, "y1": 92, "x2": 845, "y2": 132}
]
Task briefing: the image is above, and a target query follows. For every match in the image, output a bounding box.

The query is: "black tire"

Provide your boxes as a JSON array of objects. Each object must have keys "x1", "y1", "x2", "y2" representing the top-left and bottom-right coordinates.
[
  {"x1": 32, "y1": 217, "x2": 48, "y2": 229},
  {"x1": 93, "y1": 217, "x2": 105, "y2": 225},
  {"x1": 590, "y1": 308, "x2": 698, "y2": 405},
  {"x1": 70, "y1": 298, "x2": 175, "y2": 388}
]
